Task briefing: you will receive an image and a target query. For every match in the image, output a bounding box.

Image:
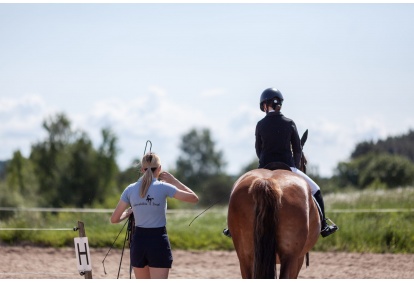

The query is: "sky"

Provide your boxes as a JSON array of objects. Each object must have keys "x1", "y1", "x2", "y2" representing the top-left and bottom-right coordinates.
[{"x1": 1, "y1": 3, "x2": 414, "y2": 177}]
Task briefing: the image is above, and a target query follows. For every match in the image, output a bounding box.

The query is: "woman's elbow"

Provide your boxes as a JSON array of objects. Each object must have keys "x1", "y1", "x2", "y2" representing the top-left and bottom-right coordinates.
[
  {"x1": 110, "y1": 215, "x2": 119, "y2": 224},
  {"x1": 187, "y1": 194, "x2": 199, "y2": 203},
  {"x1": 190, "y1": 195, "x2": 199, "y2": 204},
  {"x1": 178, "y1": 194, "x2": 199, "y2": 204}
]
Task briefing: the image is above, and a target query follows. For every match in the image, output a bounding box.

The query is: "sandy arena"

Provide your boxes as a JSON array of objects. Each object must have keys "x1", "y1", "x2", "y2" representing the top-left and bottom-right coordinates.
[{"x1": 1, "y1": 245, "x2": 414, "y2": 279}]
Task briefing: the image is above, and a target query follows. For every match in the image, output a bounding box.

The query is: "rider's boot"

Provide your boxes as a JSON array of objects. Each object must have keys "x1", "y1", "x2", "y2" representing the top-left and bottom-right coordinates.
[
  {"x1": 223, "y1": 228, "x2": 232, "y2": 238},
  {"x1": 313, "y1": 190, "x2": 338, "y2": 237}
]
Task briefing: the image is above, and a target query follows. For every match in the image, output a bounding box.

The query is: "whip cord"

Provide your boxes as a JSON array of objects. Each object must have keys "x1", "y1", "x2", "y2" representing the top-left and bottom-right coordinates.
[{"x1": 102, "y1": 219, "x2": 129, "y2": 275}]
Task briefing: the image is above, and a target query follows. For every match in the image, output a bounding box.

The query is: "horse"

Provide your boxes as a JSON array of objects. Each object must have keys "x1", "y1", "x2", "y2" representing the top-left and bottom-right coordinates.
[{"x1": 227, "y1": 130, "x2": 321, "y2": 279}]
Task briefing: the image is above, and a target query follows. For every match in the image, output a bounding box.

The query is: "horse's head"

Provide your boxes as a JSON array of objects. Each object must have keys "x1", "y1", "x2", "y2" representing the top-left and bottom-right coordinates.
[{"x1": 300, "y1": 130, "x2": 308, "y2": 174}]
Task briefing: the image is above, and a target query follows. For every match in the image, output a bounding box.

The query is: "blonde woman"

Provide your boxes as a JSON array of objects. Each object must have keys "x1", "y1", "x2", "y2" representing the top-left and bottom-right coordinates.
[{"x1": 110, "y1": 152, "x2": 199, "y2": 279}]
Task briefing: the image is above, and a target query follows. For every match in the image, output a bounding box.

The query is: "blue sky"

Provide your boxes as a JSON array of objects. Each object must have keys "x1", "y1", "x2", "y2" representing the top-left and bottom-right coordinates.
[{"x1": 1, "y1": 3, "x2": 414, "y2": 177}]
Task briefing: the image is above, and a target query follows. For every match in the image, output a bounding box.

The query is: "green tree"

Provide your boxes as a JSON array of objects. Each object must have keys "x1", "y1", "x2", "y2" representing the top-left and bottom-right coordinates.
[
  {"x1": 238, "y1": 158, "x2": 259, "y2": 175},
  {"x1": 174, "y1": 128, "x2": 230, "y2": 206},
  {"x1": 351, "y1": 130, "x2": 414, "y2": 162},
  {"x1": 117, "y1": 158, "x2": 141, "y2": 190},
  {"x1": 198, "y1": 173, "x2": 234, "y2": 205},
  {"x1": 94, "y1": 128, "x2": 120, "y2": 203},
  {"x1": 0, "y1": 151, "x2": 39, "y2": 219},
  {"x1": 6, "y1": 150, "x2": 39, "y2": 205},
  {"x1": 175, "y1": 128, "x2": 227, "y2": 190},
  {"x1": 0, "y1": 160, "x2": 8, "y2": 180},
  {"x1": 334, "y1": 153, "x2": 414, "y2": 189},
  {"x1": 358, "y1": 153, "x2": 414, "y2": 189},
  {"x1": 58, "y1": 132, "x2": 98, "y2": 207},
  {"x1": 30, "y1": 113, "x2": 72, "y2": 205},
  {"x1": 29, "y1": 113, "x2": 120, "y2": 207}
]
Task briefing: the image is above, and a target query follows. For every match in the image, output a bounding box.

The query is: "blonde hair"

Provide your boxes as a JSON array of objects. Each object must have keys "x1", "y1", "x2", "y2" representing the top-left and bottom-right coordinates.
[{"x1": 140, "y1": 152, "x2": 161, "y2": 198}]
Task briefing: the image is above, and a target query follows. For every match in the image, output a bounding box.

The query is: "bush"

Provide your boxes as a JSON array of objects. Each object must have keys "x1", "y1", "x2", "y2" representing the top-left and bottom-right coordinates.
[{"x1": 334, "y1": 153, "x2": 414, "y2": 189}]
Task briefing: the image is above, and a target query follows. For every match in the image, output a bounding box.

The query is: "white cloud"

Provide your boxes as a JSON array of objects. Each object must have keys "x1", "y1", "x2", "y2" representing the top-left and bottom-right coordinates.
[
  {"x1": 297, "y1": 115, "x2": 414, "y2": 177},
  {"x1": 1, "y1": 92, "x2": 412, "y2": 179},
  {"x1": 0, "y1": 94, "x2": 55, "y2": 159},
  {"x1": 70, "y1": 86, "x2": 209, "y2": 171},
  {"x1": 200, "y1": 88, "x2": 226, "y2": 98}
]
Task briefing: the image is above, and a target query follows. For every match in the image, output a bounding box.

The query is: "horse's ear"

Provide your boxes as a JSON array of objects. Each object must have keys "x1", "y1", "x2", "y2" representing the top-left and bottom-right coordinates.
[{"x1": 301, "y1": 129, "x2": 308, "y2": 148}]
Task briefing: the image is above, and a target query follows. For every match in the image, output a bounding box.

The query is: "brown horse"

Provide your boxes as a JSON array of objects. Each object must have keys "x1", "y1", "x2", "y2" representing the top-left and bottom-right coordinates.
[{"x1": 227, "y1": 130, "x2": 321, "y2": 279}]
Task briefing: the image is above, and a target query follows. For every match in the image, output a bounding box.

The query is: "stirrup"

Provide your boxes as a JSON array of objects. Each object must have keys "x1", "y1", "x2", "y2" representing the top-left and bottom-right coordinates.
[
  {"x1": 321, "y1": 218, "x2": 338, "y2": 238},
  {"x1": 223, "y1": 228, "x2": 232, "y2": 238}
]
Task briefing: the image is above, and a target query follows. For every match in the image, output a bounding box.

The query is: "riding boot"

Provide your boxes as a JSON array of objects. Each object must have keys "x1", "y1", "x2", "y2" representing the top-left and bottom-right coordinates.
[
  {"x1": 313, "y1": 190, "x2": 338, "y2": 237},
  {"x1": 223, "y1": 228, "x2": 232, "y2": 238}
]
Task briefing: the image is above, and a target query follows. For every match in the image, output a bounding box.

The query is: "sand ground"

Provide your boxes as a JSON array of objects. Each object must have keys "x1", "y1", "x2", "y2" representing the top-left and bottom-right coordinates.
[{"x1": 1, "y1": 245, "x2": 414, "y2": 279}]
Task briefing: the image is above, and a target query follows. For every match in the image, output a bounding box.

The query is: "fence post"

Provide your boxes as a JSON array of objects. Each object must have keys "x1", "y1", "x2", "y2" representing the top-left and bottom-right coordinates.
[{"x1": 77, "y1": 221, "x2": 93, "y2": 279}]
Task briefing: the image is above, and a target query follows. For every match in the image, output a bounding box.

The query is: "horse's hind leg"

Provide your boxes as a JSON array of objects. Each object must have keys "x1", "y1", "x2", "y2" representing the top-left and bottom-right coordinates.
[
  {"x1": 279, "y1": 257, "x2": 300, "y2": 279},
  {"x1": 239, "y1": 258, "x2": 253, "y2": 279},
  {"x1": 293, "y1": 256, "x2": 305, "y2": 278},
  {"x1": 234, "y1": 248, "x2": 254, "y2": 279}
]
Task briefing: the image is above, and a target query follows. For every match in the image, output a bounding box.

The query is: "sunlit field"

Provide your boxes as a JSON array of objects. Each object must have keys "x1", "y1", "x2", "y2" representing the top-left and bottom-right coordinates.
[{"x1": 1, "y1": 187, "x2": 413, "y2": 253}]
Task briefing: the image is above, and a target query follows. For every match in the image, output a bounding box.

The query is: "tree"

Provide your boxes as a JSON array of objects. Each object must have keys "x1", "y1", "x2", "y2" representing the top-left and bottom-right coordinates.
[
  {"x1": 30, "y1": 113, "x2": 72, "y2": 205},
  {"x1": 334, "y1": 153, "x2": 414, "y2": 189},
  {"x1": 29, "y1": 113, "x2": 120, "y2": 207},
  {"x1": 238, "y1": 158, "x2": 259, "y2": 175},
  {"x1": 58, "y1": 132, "x2": 98, "y2": 207},
  {"x1": 6, "y1": 150, "x2": 39, "y2": 204},
  {"x1": 0, "y1": 160, "x2": 8, "y2": 180},
  {"x1": 174, "y1": 128, "x2": 227, "y2": 191},
  {"x1": 117, "y1": 158, "x2": 141, "y2": 190},
  {"x1": 174, "y1": 128, "x2": 231, "y2": 206},
  {"x1": 0, "y1": 151, "x2": 39, "y2": 219},
  {"x1": 94, "y1": 128, "x2": 120, "y2": 203},
  {"x1": 358, "y1": 153, "x2": 414, "y2": 189},
  {"x1": 351, "y1": 129, "x2": 414, "y2": 162},
  {"x1": 198, "y1": 173, "x2": 234, "y2": 206}
]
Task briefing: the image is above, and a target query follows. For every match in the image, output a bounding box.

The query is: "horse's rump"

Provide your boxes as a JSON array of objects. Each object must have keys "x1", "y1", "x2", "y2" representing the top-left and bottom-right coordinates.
[{"x1": 228, "y1": 169, "x2": 320, "y2": 279}]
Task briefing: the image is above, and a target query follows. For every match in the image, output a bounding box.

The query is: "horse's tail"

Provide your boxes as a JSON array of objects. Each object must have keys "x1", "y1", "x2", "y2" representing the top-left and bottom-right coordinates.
[{"x1": 249, "y1": 177, "x2": 283, "y2": 279}]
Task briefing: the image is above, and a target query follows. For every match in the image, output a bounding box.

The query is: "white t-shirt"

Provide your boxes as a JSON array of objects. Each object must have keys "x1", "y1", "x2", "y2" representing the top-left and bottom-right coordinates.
[{"x1": 121, "y1": 178, "x2": 178, "y2": 228}]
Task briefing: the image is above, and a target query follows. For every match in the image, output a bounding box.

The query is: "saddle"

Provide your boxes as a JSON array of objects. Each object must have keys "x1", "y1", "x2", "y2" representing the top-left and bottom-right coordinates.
[{"x1": 263, "y1": 162, "x2": 292, "y2": 171}]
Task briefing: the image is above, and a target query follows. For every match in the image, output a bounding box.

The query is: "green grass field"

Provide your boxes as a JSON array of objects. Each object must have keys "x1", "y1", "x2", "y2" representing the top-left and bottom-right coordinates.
[{"x1": 1, "y1": 187, "x2": 413, "y2": 253}]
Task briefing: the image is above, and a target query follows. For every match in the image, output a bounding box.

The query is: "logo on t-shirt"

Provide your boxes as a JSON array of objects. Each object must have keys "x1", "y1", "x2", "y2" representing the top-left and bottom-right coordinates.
[{"x1": 146, "y1": 195, "x2": 154, "y2": 205}]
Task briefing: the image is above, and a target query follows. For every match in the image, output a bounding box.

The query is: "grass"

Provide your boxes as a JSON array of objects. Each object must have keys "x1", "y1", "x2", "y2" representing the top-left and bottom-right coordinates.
[
  {"x1": 318, "y1": 187, "x2": 414, "y2": 253},
  {"x1": 1, "y1": 187, "x2": 413, "y2": 253}
]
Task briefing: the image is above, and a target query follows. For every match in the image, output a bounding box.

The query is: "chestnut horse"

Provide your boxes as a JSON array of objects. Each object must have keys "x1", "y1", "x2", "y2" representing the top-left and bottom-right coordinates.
[{"x1": 227, "y1": 130, "x2": 321, "y2": 278}]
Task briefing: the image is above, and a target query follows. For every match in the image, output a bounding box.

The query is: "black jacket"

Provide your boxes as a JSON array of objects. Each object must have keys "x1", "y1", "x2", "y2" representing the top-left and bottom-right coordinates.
[{"x1": 255, "y1": 111, "x2": 302, "y2": 168}]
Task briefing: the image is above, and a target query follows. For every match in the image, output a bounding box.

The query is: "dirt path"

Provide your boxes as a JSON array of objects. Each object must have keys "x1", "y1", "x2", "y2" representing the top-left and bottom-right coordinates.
[{"x1": 1, "y1": 245, "x2": 413, "y2": 279}]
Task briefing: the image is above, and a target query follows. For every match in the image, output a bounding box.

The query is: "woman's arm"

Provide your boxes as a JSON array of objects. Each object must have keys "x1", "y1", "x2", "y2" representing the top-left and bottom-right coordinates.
[
  {"x1": 110, "y1": 200, "x2": 132, "y2": 224},
  {"x1": 158, "y1": 171, "x2": 199, "y2": 203}
]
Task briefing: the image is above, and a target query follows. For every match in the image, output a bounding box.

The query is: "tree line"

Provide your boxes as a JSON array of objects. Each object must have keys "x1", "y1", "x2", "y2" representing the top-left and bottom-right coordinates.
[{"x1": 1, "y1": 112, "x2": 414, "y2": 215}]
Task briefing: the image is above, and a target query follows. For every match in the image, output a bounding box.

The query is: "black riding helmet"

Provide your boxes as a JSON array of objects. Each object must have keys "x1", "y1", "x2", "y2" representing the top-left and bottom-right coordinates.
[{"x1": 260, "y1": 88, "x2": 284, "y2": 112}]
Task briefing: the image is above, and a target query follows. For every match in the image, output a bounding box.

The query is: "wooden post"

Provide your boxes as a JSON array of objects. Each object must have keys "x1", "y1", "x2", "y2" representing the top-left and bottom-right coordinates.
[{"x1": 77, "y1": 221, "x2": 93, "y2": 279}]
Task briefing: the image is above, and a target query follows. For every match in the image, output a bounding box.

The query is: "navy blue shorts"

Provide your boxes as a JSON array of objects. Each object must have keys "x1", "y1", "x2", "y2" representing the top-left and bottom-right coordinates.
[{"x1": 130, "y1": 226, "x2": 173, "y2": 268}]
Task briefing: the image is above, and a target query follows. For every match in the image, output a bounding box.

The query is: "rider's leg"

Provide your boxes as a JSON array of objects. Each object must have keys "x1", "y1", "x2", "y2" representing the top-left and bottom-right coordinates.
[
  {"x1": 290, "y1": 167, "x2": 320, "y2": 194},
  {"x1": 291, "y1": 168, "x2": 338, "y2": 237},
  {"x1": 313, "y1": 190, "x2": 338, "y2": 237}
]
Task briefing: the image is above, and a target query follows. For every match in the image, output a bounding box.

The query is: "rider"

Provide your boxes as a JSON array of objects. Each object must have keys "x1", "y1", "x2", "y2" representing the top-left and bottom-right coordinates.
[{"x1": 223, "y1": 88, "x2": 338, "y2": 238}]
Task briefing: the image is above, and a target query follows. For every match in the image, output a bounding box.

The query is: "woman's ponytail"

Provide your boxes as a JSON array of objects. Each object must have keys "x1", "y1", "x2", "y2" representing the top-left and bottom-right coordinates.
[
  {"x1": 139, "y1": 152, "x2": 161, "y2": 198},
  {"x1": 140, "y1": 167, "x2": 153, "y2": 198}
]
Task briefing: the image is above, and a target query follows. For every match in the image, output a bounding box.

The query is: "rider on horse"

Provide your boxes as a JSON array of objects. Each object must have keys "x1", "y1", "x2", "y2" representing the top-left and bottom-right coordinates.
[{"x1": 223, "y1": 88, "x2": 338, "y2": 238}]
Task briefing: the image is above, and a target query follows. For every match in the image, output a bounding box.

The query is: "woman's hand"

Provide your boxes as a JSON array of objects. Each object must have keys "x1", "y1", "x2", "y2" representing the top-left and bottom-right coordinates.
[
  {"x1": 158, "y1": 171, "x2": 177, "y2": 184},
  {"x1": 121, "y1": 207, "x2": 133, "y2": 220},
  {"x1": 159, "y1": 171, "x2": 199, "y2": 204}
]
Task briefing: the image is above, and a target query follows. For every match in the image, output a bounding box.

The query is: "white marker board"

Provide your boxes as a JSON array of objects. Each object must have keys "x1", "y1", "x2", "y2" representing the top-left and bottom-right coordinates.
[{"x1": 74, "y1": 237, "x2": 92, "y2": 272}]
